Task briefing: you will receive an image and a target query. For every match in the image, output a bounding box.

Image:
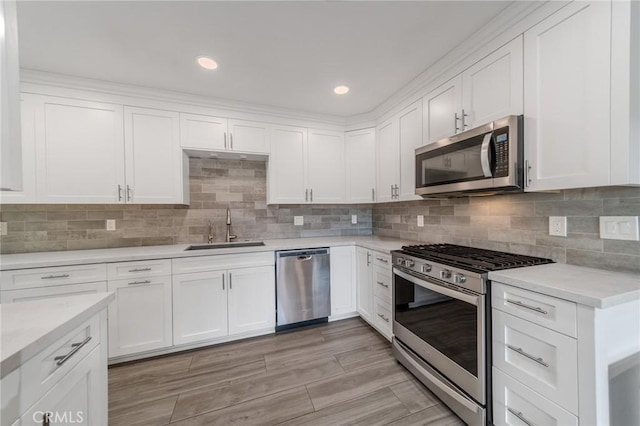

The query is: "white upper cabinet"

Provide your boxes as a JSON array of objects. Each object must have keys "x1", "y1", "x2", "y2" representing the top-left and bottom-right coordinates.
[
  {"x1": 524, "y1": 1, "x2": 611, "y2": 191},
  {"x1": 307, "y1": 129, "x2": 345, "y2": 203},
  {"x1": 345, "y1": 128, "x2": 376, "y2": 203},
  {"x1": 124, "y1": 107, "x2": 184, "y2": 203},
  {"x1": 398, "y1": 100, "x2": 422, "y2": 200},
  {"x1": 462, "y1": 36, "x2": 523, "y2": 129},
  {"x1": 423, "y1": 36, "x2": 523, "y2": 144},
  {"x1": 180, "y1": 113, "x2": 269, "y2": 154},
  {"x1": 376, "y1": 119, "x2": 399, "y2": 202},
  {"x1": 180, "y1": 113, "x2": 227, "y2": 151},
  {"x1": 268, "y1": 125, "x2": 307, "y2": 204},
  {"x1": 35, "y1": 96, "x2": 125, "y2": 203},
  {"x1": 227, "y1": 119, "x2": 270, "y2": 154},
  {"x1": 423, "y1": 75, "x2": 462, "y2": 144}
]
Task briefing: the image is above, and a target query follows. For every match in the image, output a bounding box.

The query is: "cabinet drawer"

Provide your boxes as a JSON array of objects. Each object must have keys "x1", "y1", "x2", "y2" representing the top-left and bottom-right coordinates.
[
  {"x1": 493, "y1": 367, "x2": 578, "y2": 426},
  {"x1": 373, "y1": 296, "x2": 392, "y2": 339},
  {"x1": 107, "y1": 259, "x2": 171, "y2": 280},
  {"x1": 0, "y1": 264, "x2": 107, "y2": 291},
  {"x1": 0, "y1": 282, "x2": 107, "y2": 304},
  {"x1": 492, "y1": 282, "x2": 577, "y2": 337},
  {"x1": 372, "y1": 252, "x2": 391, "y2": 269},
  {"x1": 172, "y1": 252, "x2": 274, "y2": 274},
  {"x1": 373, "y1": 269, "x2": 392, "y2": 302},
  {"x1": 493, "y1": 309, "x2": 578, "y2": 414},
  {"x1": 21, "y1": 313, "x2": 102, "y2": 415}
]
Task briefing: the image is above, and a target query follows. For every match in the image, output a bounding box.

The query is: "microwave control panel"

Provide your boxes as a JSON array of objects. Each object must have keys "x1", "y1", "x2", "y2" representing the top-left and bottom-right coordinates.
[{"x1": 494, "y1": 127, "x2": 509, "y2": 177}]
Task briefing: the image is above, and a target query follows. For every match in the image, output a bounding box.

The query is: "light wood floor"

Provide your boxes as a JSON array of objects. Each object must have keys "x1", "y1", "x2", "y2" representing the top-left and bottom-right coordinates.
[{"x1": 108, "y1": 318, "x2": 464, "y2": 426}]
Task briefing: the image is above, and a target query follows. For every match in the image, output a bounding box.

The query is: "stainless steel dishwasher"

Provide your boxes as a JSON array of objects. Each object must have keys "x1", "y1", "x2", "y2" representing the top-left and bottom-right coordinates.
[{"x1": 276, "y1": 248, "x2": 331, "y2": 331}]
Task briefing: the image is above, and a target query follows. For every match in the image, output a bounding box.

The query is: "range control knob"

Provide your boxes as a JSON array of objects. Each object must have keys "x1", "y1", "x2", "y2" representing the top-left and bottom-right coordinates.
[
  {"x1": 421, "y1": 264, "x2": 432, "y2": 273},
  {"x1": 440, "y1": 269, "x2": 452, "y2": 279},
  {"x1": 405, "y1": 259, "x2": 415, "y2": 267},
  {"x1": 453, "y1": 273, "x2": 467, "y2": 284},
  {"x1": 396, "y1": 257, "x2": 405, "y2": 266}
]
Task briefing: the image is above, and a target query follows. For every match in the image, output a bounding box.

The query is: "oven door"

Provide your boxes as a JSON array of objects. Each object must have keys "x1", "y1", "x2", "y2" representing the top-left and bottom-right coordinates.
[{"x1": 392, "y1": 268, "x2": 486, "y2": 405}]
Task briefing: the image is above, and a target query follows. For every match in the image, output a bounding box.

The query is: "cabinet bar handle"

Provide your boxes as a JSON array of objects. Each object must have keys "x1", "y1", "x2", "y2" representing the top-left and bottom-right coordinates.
[
  {"x1": 372, "y1": 188, "x2": 375, "y2": 201},
  {"x1": 525, "y1": 160, "x2": 532, "y2": 187},
  {"x1": 390, "y1": 185, "x2": 394, "y2": 198},
  {"x1": 310, "y1": 189, "x2": 313, "y2": 202},
  {"x1": 507, "y1": 344, "x2": 549, "y2": 367},
  {"x1": 230, "y1": 133, "x2": 233, "y2": 150},
  {"x1": 376, "y1": 281, "x2": 389, "y2": 288},
  {"x1": 305, "y1": 189, "x2": 308, "y2": 202},
  {"x1": 41, "y1": 274, "x2": 70, "y2": 280},
  {"x1": 128, "y1": 267, "x2": 152, "y2": 273},
  {"x1": 366, "y1": 252, "x2": 371, "y2": 266},
  {"x1": 54, "y1": 336, "x2": 92, "y2": 366},
  {"x1": 118, "y1": 184, "x2": 123, "y2": 202},
  {"x1": 461, "y1": 109, "x2": 469, "y2": 129},
  {"x1": 126, "y1": 185, "x2": 132, "y2": 202},
  {"x1": 377, "y1": 313, "x2": 390, "y2": 323},
  {"x1": 507, "y1": 407, "x2": 535, "y2": 426},
  {"x1": 375, "y1": 257, "x2": 389, "y2": 264},
  {"x1": 128, "y1": 280, "x2": 151, "y2": 285},
  {"x1": 454, "y1": 112, "x2": 461, "y2": 132},
  {"x1": 224, "y1": 132, "x2": 227, "y2": 149},
  {"x1": 505, "y1": 298, "x2": 548, "y2": 315},
  {"x1": 222, "y1": 273, "x2": 225, "y2": 290},
  {"x1": 229, "y1": 273, "x2": 232, "y2": 290}
]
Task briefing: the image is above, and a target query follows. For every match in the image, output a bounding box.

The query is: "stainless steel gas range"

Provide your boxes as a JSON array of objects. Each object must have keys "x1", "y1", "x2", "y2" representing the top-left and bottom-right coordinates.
[{"x1": 391, "y1": 244, "x2": 553, "y2": 426}]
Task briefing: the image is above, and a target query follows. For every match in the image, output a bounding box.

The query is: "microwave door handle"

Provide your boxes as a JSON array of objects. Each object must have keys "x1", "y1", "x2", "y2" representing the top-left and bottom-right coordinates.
[{"x1": 480, "y1": 133, "x2": 493, "y2": 178}]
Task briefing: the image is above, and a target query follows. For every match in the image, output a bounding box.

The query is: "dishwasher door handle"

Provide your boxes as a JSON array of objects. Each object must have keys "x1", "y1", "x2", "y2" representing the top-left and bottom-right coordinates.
[{"x1": 297, "y1": 255, "x2": 313, "y2": 261}]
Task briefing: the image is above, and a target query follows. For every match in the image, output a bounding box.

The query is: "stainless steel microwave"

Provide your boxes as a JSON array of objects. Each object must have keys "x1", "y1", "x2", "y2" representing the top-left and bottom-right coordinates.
[{"x1": 415, "y1": 115, "x2": 523, "y2": 197}]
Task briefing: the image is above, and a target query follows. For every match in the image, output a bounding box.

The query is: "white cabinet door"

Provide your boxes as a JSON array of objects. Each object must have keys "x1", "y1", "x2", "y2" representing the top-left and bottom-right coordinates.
[
  {"x1": 180, "y1": 113, "x2": 227, "y2": 151},
  {"x1": 423, "y1": 75, "x2": 463, "y2": 143},
  {"x1": 307, "y1": 129, "x2": 345, "y2": 203},
  {"x1": 356, "y1": 247, "x2": 373, "y2": 322},
  {"x1": 227, "y1": 266, "x2": 275, "y2": 335},
  {"x1": 330, "y1": 246, "x2": 356, "y2": 319},
  {"x1": 524, "y1": 1, "x2": 611, "y2": 191},
  {"x1": 21, "y1": 346, "x2": 106, "y2": 426},
  {"x1": 35, "y1": 96, "x2": 124, "y2": 203},
  {"x1": 398, "y1": 100, "x2": 422, "y2": 200},
  {"x1": 228, "y1": 119, "x2": 269, "y2": 154},
  {"x1": 107, "y1": 276, "x2": 172, "y2": 357},
  {"x1": 345, "y1": 128, "x2": 376, "y2": 203},
  {"x1": 124, "y1": 107, "x2": 183, "y2": 203},
  {"x1": 173, "y1": 271, "x2": 228, "y2": 345},
  {"x1": 268, "y1": 125, "x2": 307, "y2": 204},
  {"x1": 462, "y1": 36, "x2": 523, "y2": 129},
  {"x1": 376, "y1": 119, "x2": 399, "y2": 202}
]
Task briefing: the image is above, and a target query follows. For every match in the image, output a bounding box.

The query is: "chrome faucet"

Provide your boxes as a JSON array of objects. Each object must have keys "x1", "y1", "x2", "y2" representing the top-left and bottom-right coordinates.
[
  {"x1": 207, "y1": 221, "x2": 214, "y2": 244},
  {"x1": 226, "y1": 208, "x2": 237, "y2": 242}
]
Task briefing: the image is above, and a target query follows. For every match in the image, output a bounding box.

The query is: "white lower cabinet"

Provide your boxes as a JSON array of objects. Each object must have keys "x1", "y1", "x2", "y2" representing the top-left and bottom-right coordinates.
[
  {"x1": 356, "y1": 247, "x2": 374, "y2": 322},
  {"x1": 329, "y1": 246, "x2": 357, "y2": 320},
  {"x1": 107, "y1": 276, "x2": 173, "y2": 357},
  {"x1": 356, "y1": 247, "x2": 392, "y2": 340},
  {"x1": 227, "y1": 266, "x2": 275, "y2": 335}
]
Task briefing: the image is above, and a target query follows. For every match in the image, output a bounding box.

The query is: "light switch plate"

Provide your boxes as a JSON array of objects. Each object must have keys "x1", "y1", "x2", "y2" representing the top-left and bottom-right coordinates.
[
  {"x1": 549, "y1": 216, "x2": 567, "y2": 237},
  {"x1": 351, "y1": 215, "x2": 358, "y2": 224},
  {"x1": 417, "y1": 215, "x2": 424, "y2": 227},
  {"x1": 599, "y1": 216, "x2": 639, "y2": 241},
  {"x1": 294, "y1": 216, "x2": 304, "y2": 226},
  {"x1": 106, "y1": 219, "x2": 116, "y2": 231},
  {"x1": 0, "y1": 222, "x2": 7, "y2": 236}
]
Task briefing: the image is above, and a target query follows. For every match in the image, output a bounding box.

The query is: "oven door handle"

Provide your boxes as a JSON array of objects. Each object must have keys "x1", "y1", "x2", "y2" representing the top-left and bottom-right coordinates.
[
  {"x1": 394, "y1": 268, "x2": 479, "y2": 306},
  {"x1": 480, "y1": 133, "x2": 493, "y2": 178}
]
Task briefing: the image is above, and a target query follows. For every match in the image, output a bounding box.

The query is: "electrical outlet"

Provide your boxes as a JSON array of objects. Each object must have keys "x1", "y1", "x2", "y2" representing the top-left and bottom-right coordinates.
[
  {"x1": 0, "y1": 222, "x2": 7, "y2": 236},
  {"x1": 599, "y1": 216, "x2": 639, "y2": 241},
  {"x1": 351, "y1": 215, "x2": 358, "y2": 224},
  {"x1": 106, "y1": 219, "x2": 116, "y2": 231},
  {"x1": 294, "y1": 216, "x2": 304, "y2": 226},
  {"x1": 417, "y1": 215, "x2": 424, "y2": 227},
  {"x1": 549, "y1": 216, "x2": 567, "y2": 237}
]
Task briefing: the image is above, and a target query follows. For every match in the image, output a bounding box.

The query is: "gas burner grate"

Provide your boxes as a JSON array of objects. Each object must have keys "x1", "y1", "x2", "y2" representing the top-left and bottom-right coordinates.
[{"x1": 400, "y1": 243, "x2": 553, "y2": 272}]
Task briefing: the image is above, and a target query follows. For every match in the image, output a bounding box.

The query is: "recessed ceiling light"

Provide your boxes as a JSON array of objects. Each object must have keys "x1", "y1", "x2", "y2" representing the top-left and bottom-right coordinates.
[
  {"x1": 334, "y1": 85, "x2": 349, "y2": 95},
  {"x1": 197, "y1": 56, "x2": 218, "y2": 70}
]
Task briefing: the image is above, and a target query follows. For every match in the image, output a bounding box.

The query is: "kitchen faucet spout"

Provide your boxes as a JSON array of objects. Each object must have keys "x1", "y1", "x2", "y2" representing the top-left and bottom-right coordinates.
[{"x1": 226, "y1": 208, "x2": 237, "y2": 242}]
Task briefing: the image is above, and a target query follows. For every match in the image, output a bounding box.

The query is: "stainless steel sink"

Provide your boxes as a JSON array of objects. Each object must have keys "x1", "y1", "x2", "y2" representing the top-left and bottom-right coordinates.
[{"x1": 184, "y1": 241, "x2": 265, "y2": 251}]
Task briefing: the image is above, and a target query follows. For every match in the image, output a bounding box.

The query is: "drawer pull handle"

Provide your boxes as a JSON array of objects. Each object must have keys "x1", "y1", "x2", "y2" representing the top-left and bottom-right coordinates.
[
  {"x1": 54, "y1": 336, "x2": 92, "y2": 366},
  {"x1": 376, "y1": 281, "x2": 389, "y2": 288},
  {"x1": 505, "y1": 299, "x2": 548, "y2": 315},
  {"x1": 375, "y1": 257, "x2": 389, "y2": 264},
  {"x1": 377, "y1": 313, "x2": 390, "y2": 323},
  {"x1": 41, "y1": 274, "x2": 70, "y2": 280},
  {"x1": 128, "y1": 280, "x2": 151, "y2": 285},
  {"x1": 507, "y1": 344, "x2": 549, "y2": 368},
  {"x1": 507, "y1": 407, "x2": 535, "y2": 426},
  {"x1": 128, "y1": 267, "x2": 152, "y2": 272}
]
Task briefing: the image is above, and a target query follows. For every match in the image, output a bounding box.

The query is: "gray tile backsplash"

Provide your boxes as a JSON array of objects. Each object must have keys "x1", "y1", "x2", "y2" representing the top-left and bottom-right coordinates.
[
  {"x1": 372, "y1": 187, "x2": 640, "y2": 273},
  {"x1": 1, "y1": 159, "x2": 638, "y2": 274}
]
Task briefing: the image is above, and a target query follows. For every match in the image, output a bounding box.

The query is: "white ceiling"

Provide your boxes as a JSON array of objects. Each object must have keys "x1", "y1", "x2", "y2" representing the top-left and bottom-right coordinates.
[{"x1": 17, "y1": 1, "x2": 512, "y2": 117}]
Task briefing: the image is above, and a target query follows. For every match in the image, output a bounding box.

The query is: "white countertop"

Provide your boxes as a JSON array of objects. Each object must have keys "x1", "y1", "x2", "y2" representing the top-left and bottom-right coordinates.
[
  {"x1": 0, "y1": 292, "x2": 114, "y2": 378},
  {"x1": 489, "y1": 263, "x2": 640, "y2": 309},
  {"x1": 0, "y1": 236, "x2": 414, "y2": 270}
]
